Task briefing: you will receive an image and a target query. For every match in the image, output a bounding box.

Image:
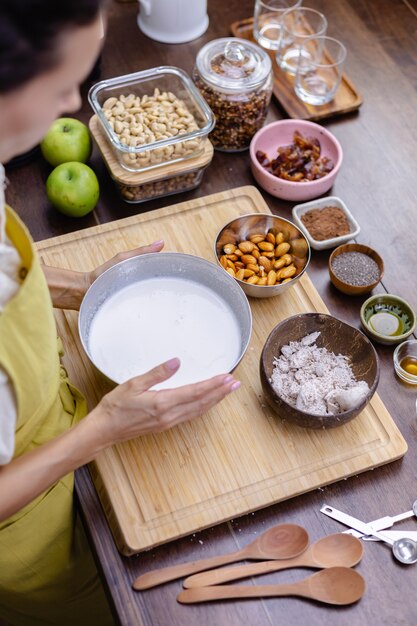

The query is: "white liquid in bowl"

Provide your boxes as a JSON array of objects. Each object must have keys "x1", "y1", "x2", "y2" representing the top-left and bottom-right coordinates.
[{"x1": 88, "y1": 276, "x2": 242, "y2": 389}]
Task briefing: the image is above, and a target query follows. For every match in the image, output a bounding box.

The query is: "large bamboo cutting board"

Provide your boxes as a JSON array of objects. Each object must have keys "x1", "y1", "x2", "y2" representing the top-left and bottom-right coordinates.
[{"x1": 36, "y1": 186, "x2": 407, "y2": 556}]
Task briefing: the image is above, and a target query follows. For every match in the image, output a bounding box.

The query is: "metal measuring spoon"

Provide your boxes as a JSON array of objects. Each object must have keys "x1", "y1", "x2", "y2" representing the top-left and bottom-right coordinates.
[
  {"x1": 321, "y1": 505, "x2": 417, "y2": 565},
  {"x1": 343, "y1": 499, "x2": 417, "y2": 539}
]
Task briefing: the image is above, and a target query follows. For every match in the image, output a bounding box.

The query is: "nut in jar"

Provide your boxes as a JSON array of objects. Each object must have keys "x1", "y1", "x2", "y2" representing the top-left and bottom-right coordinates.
[
  {"x1": 89, "y1": 66, "x2": 215, "y2": 172},
  {"x1": 193, "y1": 38, "x2": 272, "y2": 152},
  {"x1": 102, "y1": 89, "x2": 202, "y2": 169}
]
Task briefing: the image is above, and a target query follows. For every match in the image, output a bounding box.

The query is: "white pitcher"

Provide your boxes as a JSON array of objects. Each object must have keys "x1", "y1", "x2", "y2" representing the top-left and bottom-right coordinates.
[{"x1": 137, "y1": 0, "x2": 208, "y2": 44}]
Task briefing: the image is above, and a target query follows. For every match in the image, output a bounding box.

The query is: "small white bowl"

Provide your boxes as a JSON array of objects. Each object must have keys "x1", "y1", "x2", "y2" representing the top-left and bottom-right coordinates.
[{"x1": 292, "y1": 196, "x2": 360, "y2": 251}]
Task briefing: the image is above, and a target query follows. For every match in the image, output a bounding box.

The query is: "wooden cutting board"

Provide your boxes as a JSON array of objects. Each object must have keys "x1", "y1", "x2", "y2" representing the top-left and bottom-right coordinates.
[{"x1": 36, "y1": 186, "x2": 406, "y2": 556}]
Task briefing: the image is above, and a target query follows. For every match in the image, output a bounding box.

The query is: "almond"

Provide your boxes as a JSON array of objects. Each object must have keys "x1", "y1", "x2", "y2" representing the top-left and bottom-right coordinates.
[
  {"x1": 258, "y1": 241, "x2": 275, "y2": 252},
  {"x1": 223, "y1": 243, "x2": 236, "y2": 255},
  {"x1": 274, "y1": 257, "x2": 286, "y2": 270},
  {"x1": 238, "y1": 241, "x2": 255, "y2": 253},
  {"x1": 220, "y1": 255, "x2": 228, "y2": 269},
  {"x1": 241, "y1": 254, "x2": 257, "y2": 265},
  {"x1": 281, "y1": 253, "x2": 293, "y2": 266},
  {"x1": 267, "y1": 270, "x2": 277, "y2": 286},
  {"x1": 280, "y1": 264, "x2": 296, "y2": 278},
  {"x1": 259, "y1": 256, "x2": 273, "y2": 272},
  {"x1": 275, "y1": 242, "x2": 291, "y2": 257},
  {"x1": 249, "y1": 234, "x2": 264, "y2": 244}
]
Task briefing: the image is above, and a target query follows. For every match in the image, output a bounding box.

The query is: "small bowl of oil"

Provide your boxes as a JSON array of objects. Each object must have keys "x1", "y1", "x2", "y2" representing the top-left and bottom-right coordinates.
[
  {"x1": 360, "y1": 294, "x2": 416, "y2": 346},
  {"x1": 394, "y1": 340, "x2": 417, "y2": 385}
]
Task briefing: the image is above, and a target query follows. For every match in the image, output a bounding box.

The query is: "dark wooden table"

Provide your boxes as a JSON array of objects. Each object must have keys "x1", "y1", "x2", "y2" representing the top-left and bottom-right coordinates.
[{"x1": 6, "y1": 1, "x2": 417, "y2": 624}]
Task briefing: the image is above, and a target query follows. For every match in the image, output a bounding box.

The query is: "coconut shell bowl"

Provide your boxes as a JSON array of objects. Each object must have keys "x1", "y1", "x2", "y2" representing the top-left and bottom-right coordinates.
[{"x1": 260, "y1": 313, "x2": 380, "y2": 429}]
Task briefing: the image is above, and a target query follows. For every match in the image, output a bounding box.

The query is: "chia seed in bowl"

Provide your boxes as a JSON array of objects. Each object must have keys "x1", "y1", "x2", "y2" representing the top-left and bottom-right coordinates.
[
  {"x1": 331, "y1": 251, "x2": 380, "y2": 287},
  {"x1": 328, "y1": 243, "x2": 384, "y2": 296}
]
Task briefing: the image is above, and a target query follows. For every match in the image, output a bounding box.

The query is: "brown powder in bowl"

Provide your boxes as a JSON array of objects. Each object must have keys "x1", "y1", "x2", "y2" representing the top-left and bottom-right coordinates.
[{"x1": 300, "y1": 205, "x2": 351, "y2": 241}]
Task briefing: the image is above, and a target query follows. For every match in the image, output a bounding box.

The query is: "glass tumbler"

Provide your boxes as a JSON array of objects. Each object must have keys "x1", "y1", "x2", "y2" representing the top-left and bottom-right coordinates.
[
  {"x1": 276, "y1": 7, "x2": 327, "y2": 75},
  {"x1": 294, "y1": 36, "x2": 347, "y2": 105},
  {"x1": 253, "y1": 0, "x2": 303, "y2": 51}
]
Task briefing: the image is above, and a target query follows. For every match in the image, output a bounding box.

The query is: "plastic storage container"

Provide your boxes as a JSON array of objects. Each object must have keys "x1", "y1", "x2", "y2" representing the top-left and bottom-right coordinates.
[
  {"x1": 193, "y1": 38, "x2": 272, "y2": 152},
  {"x1": 88, "y1": 66, "x2": 215, "y2": 173},
  {"x1": 89, "y1": 115, "x2": 214, "y2": 203}
]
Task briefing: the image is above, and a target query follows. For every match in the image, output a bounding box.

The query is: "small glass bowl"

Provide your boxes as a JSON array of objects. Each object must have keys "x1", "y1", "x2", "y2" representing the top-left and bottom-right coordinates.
[
  {"x1": 89, "y1": 66, "x2": 215, "y2": 173},
  {"x1": 393, "y1": 340, "x2": 417, "y2": 385}
]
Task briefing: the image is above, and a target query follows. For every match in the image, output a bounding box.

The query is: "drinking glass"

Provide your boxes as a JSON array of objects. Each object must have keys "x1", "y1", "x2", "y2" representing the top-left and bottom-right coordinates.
[
  {"x1": 294, "y1": 36, "x2": 347, "y2": 105},
  {"x1": 253, "y1": 0, "x2": 303, "y2": 51},
  {"x1": 276, "y1": 7, "x2": 327, "y2": 75}
]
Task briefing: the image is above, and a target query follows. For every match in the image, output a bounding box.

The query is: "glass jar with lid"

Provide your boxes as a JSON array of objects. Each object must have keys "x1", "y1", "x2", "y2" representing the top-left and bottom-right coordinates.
[{"x1": 193, "y1": 37, "x2": 273, "y2": 152}]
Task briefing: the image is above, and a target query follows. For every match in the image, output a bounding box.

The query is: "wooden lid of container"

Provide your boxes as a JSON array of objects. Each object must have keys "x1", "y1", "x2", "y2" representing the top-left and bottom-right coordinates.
[{"x1": 89, "y1": 115, "x2": 214, "y2": 185}]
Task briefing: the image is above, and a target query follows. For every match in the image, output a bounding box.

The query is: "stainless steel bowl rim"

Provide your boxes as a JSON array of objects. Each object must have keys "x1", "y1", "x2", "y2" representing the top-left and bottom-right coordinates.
[
  {"x1": 213, "y1": 212, "x2": 311, "y2": 292},
  {"x1": 78, "y1": 251, "x2": 253, "y2": 385}
]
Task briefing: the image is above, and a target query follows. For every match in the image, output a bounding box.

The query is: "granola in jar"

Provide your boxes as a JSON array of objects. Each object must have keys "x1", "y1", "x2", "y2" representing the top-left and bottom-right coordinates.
[{"x1": 193, "y1": 38, "x2": 272, "y2": 152}]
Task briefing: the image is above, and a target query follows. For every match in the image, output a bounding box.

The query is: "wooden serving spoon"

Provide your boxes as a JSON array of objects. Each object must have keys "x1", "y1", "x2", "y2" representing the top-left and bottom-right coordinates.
[
  {"x1": 184, "y1": 533, "x2": 363, "y2": 588},
  {"x1": 177, "y1": 566, "x2": 365, "y2": 605},
  {"x1": 132, "y1": 524, "x2": 309, "y2": 590}
]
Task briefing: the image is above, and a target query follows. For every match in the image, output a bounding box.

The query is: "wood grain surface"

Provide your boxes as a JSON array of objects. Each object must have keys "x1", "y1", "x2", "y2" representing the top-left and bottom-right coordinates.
[
  {"x1": 37, "y1": 187, "x2": 406, "y2": 555},
  {"x1": 5, "y1": 0, "x2": 417, "y2": 625}
]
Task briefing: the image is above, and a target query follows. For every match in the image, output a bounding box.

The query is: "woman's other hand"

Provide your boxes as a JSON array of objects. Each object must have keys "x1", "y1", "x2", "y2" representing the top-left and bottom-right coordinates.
[
  {"x1": 88, "y1": 358, "x2": 240, "y2": 446},
  {"x1": 43, "y1": 239, "x2": 164, "y2": 309},
  {"x1": 87, "y1": 239, "x2": 164, "y2": 286}
]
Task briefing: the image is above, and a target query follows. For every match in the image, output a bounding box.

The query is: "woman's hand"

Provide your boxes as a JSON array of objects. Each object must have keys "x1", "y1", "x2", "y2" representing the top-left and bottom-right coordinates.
[
  {"x1": 0, "y1": 356, "x2": 239, "y2": 520},
  {"x1": 88, "y1": 358, "x2": 240, "y2": 447},
  {"x1": 86, "y1": 239, "x2": 164, "y2": 287},
  {"x1": 43, "y1": 239, "x2": 164, "y2": 310}
]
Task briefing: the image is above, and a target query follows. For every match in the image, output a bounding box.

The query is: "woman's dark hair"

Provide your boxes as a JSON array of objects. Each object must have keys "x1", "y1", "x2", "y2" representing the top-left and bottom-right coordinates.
[{"x1": 0, "y1": 0, "x2": 104, "y2": 93}]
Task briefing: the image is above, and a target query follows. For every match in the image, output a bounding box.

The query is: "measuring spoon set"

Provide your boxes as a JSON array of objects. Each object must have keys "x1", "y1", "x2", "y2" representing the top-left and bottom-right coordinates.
[
  {"x1": 321, "y1": 500, "x2": 417, "y2": 565},
  {"x1": 133, "y1": 523, "x2": 365, "y2": 606}
]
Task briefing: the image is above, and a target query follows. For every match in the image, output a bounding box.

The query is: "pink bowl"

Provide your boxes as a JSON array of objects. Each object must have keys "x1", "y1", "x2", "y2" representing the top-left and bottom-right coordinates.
[{"x1": 249, "y1": 119, "x2": 343, "y2": 202}]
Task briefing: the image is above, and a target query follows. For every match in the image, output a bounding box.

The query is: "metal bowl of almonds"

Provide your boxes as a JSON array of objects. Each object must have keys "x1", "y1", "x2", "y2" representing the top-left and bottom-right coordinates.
[{"x1": 214, "y1": 213, "x2": 310, "y2": 298}]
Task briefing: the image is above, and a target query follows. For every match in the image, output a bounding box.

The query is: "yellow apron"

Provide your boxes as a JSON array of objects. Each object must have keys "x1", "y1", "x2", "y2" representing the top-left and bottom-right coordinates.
[{"x1": 0, "y1": 208, "x2": 114, "y2": 626}]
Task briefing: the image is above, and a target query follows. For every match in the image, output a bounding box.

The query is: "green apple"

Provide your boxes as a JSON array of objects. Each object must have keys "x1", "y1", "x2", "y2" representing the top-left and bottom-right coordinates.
[
  {"x1": 41, "y1": 117, "x2": 92, "y2": 166},
  {"x1": 46, "y1": 162, "x2": 99, "y2": 217}
]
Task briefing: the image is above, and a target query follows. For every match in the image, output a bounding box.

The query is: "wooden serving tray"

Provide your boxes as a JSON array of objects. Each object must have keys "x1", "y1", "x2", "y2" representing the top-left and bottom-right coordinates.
[
  {"x1": 36, "y1": 186, "x2": 406, "y2": 556},
  {"x1": 231, "y1": 18, "x2": 363, "y2": 121}
]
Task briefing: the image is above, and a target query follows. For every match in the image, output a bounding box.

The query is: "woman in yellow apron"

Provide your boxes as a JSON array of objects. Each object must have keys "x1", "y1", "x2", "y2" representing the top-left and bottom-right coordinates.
[{"x1": 0, "y1": 2, "x2": 240, "y2": 624}]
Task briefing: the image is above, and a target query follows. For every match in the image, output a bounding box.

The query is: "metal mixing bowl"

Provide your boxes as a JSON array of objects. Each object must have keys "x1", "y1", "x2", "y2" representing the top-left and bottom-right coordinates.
[
  {"x1": 79, "y1": 252, "x2": 252, "y2": 386},
  {"x1": 214, "y1": 213, "x2": 311, "y2": 298}
]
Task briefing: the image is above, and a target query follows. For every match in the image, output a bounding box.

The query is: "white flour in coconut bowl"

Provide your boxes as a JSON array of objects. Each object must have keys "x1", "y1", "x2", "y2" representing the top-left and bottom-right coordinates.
[{"x1": 270, "y1": 332, "x2": 369, "y2": 415}]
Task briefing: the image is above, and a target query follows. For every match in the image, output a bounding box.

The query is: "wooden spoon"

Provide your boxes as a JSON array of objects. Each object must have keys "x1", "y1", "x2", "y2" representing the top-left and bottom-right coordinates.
[
  {"x1": 132, "y1": 524, "x2": 309, "y2": 590},
  {"x1": 184, "y1": 533, "x2": 363, "y2": 588},
  {"x1": 177, "y1": 566, "x2": 365, "y2": 605}
]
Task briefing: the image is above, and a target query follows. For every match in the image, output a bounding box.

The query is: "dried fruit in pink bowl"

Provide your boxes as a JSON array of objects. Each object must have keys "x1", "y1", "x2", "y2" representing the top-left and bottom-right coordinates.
[{"x1": 256, "y1": 130, "x2": 334, "y2": 182}]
